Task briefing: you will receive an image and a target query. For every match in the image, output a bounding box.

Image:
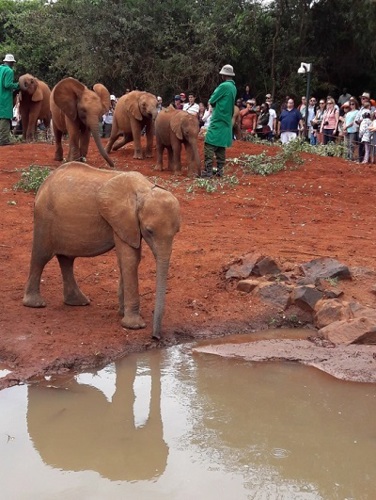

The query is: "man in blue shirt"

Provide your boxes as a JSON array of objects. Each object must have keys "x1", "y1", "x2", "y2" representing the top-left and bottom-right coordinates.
[{"x1": 277, "y1": 98, "x2": 303, "y2": 144}]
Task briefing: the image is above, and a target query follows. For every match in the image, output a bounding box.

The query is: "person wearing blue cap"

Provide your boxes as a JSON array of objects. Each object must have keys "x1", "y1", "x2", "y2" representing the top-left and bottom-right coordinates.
[{"x1": 173, "y1": 94, "x2": 183, "y2": 110}]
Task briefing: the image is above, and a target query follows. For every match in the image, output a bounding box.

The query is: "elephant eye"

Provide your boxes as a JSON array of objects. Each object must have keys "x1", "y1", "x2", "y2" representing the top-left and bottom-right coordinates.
[{"x1": 145, "y1": 227, "x2": 153, "y2": 235}]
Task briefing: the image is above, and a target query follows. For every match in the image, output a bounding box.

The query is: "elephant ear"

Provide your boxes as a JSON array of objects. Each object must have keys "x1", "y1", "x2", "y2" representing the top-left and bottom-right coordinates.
[
  {"x1": 93, "y1": 83, "x2": 111, "y2": 115},
  {"x1": 31, "y1": 80, "x2": 43, "y2": 102},
  {"x1": 97, "y1": 174, "x2": 141, "y2": 249},
  {"x1": 53, "y1": 77, "x2": 85, "y2": 121},
  {"x1": 126, "y1": 91, "x2": 143, "y2": 121},
  {"x1": 171, "y1": 113, "x2": 184, "y2": 140}
]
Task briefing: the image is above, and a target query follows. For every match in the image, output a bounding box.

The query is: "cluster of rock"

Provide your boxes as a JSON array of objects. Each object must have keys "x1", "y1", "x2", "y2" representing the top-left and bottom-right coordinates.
[{"x1": 224, "y1": 252, "x2": 376, "y2": 346}]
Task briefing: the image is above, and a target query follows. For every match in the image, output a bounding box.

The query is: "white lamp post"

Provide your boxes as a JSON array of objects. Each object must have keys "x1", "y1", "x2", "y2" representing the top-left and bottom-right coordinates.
[{"x1": 297, "y1": 62, "x2": 312, "y2": 139}]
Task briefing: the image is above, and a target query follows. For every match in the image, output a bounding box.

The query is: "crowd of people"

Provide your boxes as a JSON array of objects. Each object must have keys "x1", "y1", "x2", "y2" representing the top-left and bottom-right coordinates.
[{"x1": 2, "y1": 53, "x2": 375, "y2": 166}]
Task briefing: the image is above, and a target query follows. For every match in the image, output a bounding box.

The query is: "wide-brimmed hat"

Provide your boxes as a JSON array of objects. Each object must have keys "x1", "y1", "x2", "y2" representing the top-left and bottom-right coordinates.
[
  {"x1": 360, "y1": 92, "x2": 370, "y2": 99},
  {"x1": 219, "y1": 64, "x2": 235, "y2": 77},
  {"x1": 246, "y1": 99, "x2": 253, "y2": 104},
  {"x1": 3, "y1": 53, "x2": 16, "y2": 62}
]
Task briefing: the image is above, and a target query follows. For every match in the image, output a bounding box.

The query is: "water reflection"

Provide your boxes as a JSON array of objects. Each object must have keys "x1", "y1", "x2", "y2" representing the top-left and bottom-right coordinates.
[{"x1": 27, "y1": 352, "x2": 168, "y2": 481}]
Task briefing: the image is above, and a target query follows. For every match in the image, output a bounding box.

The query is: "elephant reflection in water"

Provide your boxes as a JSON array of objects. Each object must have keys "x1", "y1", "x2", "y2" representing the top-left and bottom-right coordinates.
[{"x1": 27, "y1": 353, "x2": 168, "y2": 481}]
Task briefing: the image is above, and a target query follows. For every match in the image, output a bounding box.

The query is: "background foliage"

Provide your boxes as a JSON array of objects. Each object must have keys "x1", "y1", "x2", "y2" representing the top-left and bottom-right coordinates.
[{"x1": 1, "y1": 0, "x2": 376, "y2": 105}]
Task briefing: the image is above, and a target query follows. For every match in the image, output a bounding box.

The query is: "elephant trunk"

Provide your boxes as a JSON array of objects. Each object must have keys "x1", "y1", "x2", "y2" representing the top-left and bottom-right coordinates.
[
  {"x1": 90, "y1": 121, "x2": 115, "y2": 168},
  {"x1": 192, "y1": 143, "x2": 201, "y2": 172},
  {"x1": 152, "y1": 256, "x2": 171, "y2": 340},
  {"x1": 19, "y1": 74, "x2": 30, "y2": 93}
]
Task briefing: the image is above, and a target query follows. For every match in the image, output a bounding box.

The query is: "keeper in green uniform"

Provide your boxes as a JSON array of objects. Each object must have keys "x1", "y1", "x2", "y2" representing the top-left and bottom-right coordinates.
[
  {"x1": 201, "y1": 64, "x2": 236, "y2": 178},
  {"x1": 0, "y1": 54, "x2": 19, "y2": 146}
]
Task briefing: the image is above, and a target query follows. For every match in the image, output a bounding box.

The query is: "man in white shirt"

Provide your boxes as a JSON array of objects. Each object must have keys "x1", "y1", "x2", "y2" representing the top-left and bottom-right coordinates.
[{"x1": 183, "y1": 93, "x2": 199, "y2": 115}]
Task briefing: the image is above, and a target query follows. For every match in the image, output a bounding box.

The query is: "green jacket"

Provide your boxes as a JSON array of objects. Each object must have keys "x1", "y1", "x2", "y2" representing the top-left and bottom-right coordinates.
[
  {"x1": 0, "y1": 64, "x2": 19, "y2": 119},
  {"x1": 205, "y1": 79, "x2": 236, "y2": 148}
]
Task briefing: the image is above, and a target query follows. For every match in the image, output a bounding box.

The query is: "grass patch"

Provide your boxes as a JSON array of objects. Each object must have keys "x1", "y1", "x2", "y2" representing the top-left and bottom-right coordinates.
[{"x1": 13, "y1": 165, "x2": 51, "y2": 193}]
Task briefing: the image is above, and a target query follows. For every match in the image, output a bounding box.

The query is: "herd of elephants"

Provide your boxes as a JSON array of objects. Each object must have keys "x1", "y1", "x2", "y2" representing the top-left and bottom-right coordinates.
[
  {"x1": 18, "y1": 73, "x2": 197, "y2": 340},
  {"x1": 18, "y1": 73, "x2": 206, "y2": 176}
]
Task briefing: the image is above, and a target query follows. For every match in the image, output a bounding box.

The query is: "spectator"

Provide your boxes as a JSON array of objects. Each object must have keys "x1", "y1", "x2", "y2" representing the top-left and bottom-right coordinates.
[
  {"x1": 311, "y1": 98, "x2": 326, "y2": 144},
  {"x1": 180, "y1": 92, "x2": 187, "y2": 107},
  {"x1": 342, "y1": 98, "x2": 359, "y2": 161},
  {"x1": 0, "y1": 54, "x2": 19, "y2": 146},
  {"x1": 201, "y1": 64, "x2": 236, "y2": 178},
  {"x1": 198, "y1": 102, "x2": 206, "y2": 128},
  {"x1": 320, "y1": 97, "x2": 339, "y2": 145},
  {"x1": 241, "y1": 84, "x2": 252, "y2": 105},
  {"x1": 277, "y1": 98, "x2": 303, "y2": 144},
  {"x1": 156, "y1": 96, "x2": 163, "y2": 113},
  {"x1": 355, "y1": 93, "x2": 372, "y2": 162},
  {"x1": 239, "y1": 99, "x2": 257, "y2": 138},
  {"x1": 201, "y1": 103, "x2": 213, "y2": 130},
  {"x1": 266, "y1": 101, "x2": 277, "y2": 141},
  {"x1": 369, "y1": 113, "x2": 376, "y2": 164},
  {"x1": 298, "y1": 96, "x2": 307, "y2": 119},
  {"x1": 12, "y1": 93, "x2": 21, "y2": 134},
  {"x1": 255, "y1": 102, "x2": 270, "y2": 140},
  {"x1": 265, "y1": 93, "x2": 277, "y2": 111},
  {"x1": 307, "y1": 97, "x2": 317, "y2": 145},
  {"x1": 236, "y1": 98, "x2": 244, "y2": 110},
  {"x1": 359, "y1": 111, "x2": 372, "y2": 163},
  {"x1": 338, "y1": 88, "x2": 351, "y2": 107},
  {"x1": 102, "y1": 95, "x2": 117, "y2": 138},
  {"x1": 183, "y1": 92, "x2": 199, "y2": 115},
  {"x1": 173, "y1": 95, "x2": 183, "y2": 110}
]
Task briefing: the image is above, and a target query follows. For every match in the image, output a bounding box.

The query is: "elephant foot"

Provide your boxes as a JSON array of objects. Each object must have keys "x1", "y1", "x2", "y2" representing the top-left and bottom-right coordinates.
[
  {"x1": 121, "y1": 313, "x2": 146, "y2": 330},
  {"x1": 23, "y1": 293, "x2": 46, "y2": 308},
  {"x1": 54, "y1": 154, "x2": 63, "y2": 162},
  {"x1": 64, "y1": 290, "x2": 90, "y2": 306},
  {"x1": 145, "y1": 151, "x2": 153, "y2": 158},
  {"x1": 133, "y1": 152, "x2": 143, "y2": 160}
]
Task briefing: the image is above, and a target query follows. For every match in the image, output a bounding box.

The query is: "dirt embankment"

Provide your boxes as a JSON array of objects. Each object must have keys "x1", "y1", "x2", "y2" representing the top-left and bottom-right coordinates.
[{"x1": 1, "y1": 138, "x2": 376, "y2": 388}]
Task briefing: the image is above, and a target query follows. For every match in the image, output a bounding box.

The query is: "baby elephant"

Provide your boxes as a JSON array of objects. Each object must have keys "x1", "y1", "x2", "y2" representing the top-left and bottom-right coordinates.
[
  {"x1": 155, "y1": 106, "x2": 201, "y2": 176},
  {"x1": 23, "y1": 162, "x2": 180, "y2": 340}
]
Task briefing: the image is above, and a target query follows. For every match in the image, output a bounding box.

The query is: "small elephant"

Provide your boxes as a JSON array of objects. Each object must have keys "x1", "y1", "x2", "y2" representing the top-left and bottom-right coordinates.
[
  {"x1": 155, "y1": 106, "x2": 201, "y2": 176},
  {"x1": 23, "y1": 162, "x2": 180, "y2": 340},
  {"x1": 50, "y1": 77, "x2": 114, "y2": 168},
  {"x1": 105, "y1": 90, "x2": 158, "y2": 159},
  {"x1": 18, "y1": 73, "x2": 51, "y2": 141}
]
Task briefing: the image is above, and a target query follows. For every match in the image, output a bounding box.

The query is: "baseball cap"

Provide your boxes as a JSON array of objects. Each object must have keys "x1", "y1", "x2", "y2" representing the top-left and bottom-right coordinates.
[
  {"x1": 180, "y1": 93, "x2": 186, "y2": 99},
  {"x1": 174, "y1": 95, "x2": 181, "y2": 100},
  {"x1": 265, "y1": 94, "x2": 272, "y2": 99}
]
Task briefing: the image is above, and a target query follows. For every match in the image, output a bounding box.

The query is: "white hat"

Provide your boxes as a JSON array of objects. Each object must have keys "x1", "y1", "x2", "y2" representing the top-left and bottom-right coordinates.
[
  {"x1": 3, "y1": 54, "x2": 16, "y2": 63},
  {"x1": 219, "y1": 64, "x2": 235, "y2": 77},
  {"x1": 110, "y1": 95, "x2": 116, "y2": 100}
]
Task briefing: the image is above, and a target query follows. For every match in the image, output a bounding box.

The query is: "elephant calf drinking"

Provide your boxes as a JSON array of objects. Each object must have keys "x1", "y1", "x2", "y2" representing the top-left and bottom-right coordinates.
[{"x1": 23, "y1": 162, "x2": 181, "y2": 340}]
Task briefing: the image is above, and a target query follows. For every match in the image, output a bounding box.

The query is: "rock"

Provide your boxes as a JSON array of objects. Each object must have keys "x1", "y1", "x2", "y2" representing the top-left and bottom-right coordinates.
[
  {"x1": 255, "y1": 282, "x2": 292, "y2": 309},
  {"x1": 320, "y1": 316, "x2": 376, "y2": 345},
  {"x1": 225, "y1": 252, "x2": 262, "y2": 280},
  {"x1": 314, "y1": 299, "x2": 353, "y2": 329},
  {"x1": 237, "y1": 279, "x2": 259, "y2": 293},
  {"x1": 301, "y1": 257, "x2": 351, "y2": 281},
  {"x1": 290, "y1": 285, "x2": 323, "y2": 312},
  {"x1": 252, "y1": 256, "x2": 280, "y2": 277}
]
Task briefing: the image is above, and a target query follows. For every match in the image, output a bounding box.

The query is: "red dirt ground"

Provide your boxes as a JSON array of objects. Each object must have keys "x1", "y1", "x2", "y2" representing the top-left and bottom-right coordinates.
[{"x1": 1, "y1": 137, "x2": 376, "y2": 389}]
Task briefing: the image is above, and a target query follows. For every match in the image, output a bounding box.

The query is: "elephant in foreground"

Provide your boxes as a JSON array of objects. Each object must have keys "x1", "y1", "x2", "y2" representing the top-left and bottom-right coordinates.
[
  {"x1": 50, "y1": 77, "x2": 114, "y2": 168},
  {"x1": 23, "y1": 162, "x2": 180, "y2": 339},
  {"x1": 155, "y1": 106, "x2": 201, "y2": 176},
  {"x1": 105, "y1": 90, "x2": 158, "y2": 159},
  {"x1": 18, "y1": 73, "x2": 51, "y2": 141}
]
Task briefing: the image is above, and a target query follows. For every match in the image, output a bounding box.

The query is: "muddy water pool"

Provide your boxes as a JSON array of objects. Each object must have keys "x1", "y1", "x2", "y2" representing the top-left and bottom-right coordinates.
[{"x1": 1, "y1": 332, "x2": 376, "y2": 499}]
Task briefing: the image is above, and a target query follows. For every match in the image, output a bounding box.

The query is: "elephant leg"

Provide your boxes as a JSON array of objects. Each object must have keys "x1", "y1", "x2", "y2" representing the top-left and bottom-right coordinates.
[
  {"x1": 172, "y1": 141, "x2": 182, "y2": 173},
  {"x1": 27, "y1": 107, "x2": 40, "y2": 141},
  {"x1": 66, "y1": 123, "x2": 81, "y2": 162},
  {"x1": 53, "y1": 124, "x2": 64, "y2": 161},
  {"x1": 115, "y1": 236, "x2": 146, "y2": 330},
  {"x1": 167, "y1": 146, "x2": 174, "y2": 171},
  {"x1": 22, "y1": 115, "x2": 30, "y2": 142},
  {"x1": 130, "y1": 120, "x2": 143, "y2": 159},
  {"x1": 57, "y1": 254, "x2": 90, "y2": 306},
  {"x1": 112, "y1": 133, "x2": 132, "y2": 151},
  {"x1": 155, "y1": 139, "x2": 164, "y2": 170},
  {"x1": 23, "y1": 244, "x2": 54, "y2": 308},
  {"x1": 145, "y1": 122, "x2": 154, "y2": 157},
  {"x1": 80, "y1": 129, "x2": 91, "y2": 161}
]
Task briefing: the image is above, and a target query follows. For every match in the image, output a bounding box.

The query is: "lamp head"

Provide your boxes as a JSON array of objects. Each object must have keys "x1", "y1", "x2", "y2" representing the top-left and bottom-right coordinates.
[{"x1": 297, "y1": 62, "x2": 312, "y2": 74}]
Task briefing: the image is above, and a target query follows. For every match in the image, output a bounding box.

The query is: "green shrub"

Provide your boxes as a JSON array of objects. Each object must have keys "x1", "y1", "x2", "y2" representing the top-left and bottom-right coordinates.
[{"x1": 13, "y1": 165, "x2": 51, "y2": 193}]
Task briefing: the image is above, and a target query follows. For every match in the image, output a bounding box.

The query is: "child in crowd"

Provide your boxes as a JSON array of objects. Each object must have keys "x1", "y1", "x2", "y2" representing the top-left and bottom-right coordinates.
[{"x1": 359, "y1": 111, "x2": 372, "y2": 163}]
